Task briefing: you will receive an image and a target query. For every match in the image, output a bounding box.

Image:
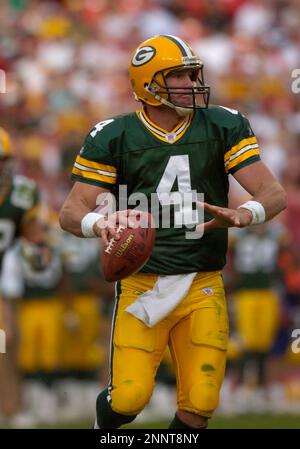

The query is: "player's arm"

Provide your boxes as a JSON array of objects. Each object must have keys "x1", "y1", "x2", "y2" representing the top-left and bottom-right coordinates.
[
  {"x1": 233, "y1": 160, "x2": 287, "y2": 220},
  {"x1": 202, "y1": 161, "x2": 286, "y2": 231},
  {"x1": 59, "y1": 182, "x2": 138, "y2": 245},
  {"x1": 59, "y1": 181, "x2": 107, "y2": 237},
  {"x1": 201, "y1": 109, "x2": 287, "y2": 231},
  {"x1": 60, "y1": 120, "x2": 140, "y2": 244}
]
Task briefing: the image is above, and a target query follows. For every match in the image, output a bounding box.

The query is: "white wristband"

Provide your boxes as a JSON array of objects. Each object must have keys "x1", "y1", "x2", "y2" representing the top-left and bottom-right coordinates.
[
  {"x1": 81, "y1": 212, "x2": 104, "y2": 237},
  {"x1": 238, "y1": 200, "x2": 266, "y2": 225}
]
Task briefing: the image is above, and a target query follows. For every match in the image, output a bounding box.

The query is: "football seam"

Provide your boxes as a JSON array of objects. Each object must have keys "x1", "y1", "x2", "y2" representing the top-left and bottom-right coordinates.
[{"x1": 104, "y1": 225, "x2": 125, "y2": 255}]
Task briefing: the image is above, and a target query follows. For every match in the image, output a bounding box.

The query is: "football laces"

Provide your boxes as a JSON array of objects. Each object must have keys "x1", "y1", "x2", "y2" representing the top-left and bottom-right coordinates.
[{"x1": 104, "y1": 226, "x2": 125, "y2": 255}]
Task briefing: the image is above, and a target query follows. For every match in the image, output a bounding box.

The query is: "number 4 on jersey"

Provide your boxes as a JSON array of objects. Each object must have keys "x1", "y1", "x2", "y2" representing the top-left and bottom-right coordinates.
[
  {"x1": 90, "y1": 120, "x2": 114, "y2": 138},
  {"x1": 156, "y1": 155, "x2": 199, "y2": 227}
]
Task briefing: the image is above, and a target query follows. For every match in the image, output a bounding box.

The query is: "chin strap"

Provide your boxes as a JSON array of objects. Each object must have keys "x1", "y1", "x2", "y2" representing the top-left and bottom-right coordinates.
[
  {"x1": 158, "y1": 96, "x2": 192, "y2": 117},
  {"x1": 145, "y1": 85, "x2": 192, "y2": 117}
]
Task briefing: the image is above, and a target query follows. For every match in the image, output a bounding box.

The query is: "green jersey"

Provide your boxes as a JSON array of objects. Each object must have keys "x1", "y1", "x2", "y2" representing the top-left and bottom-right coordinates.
[
  {"x1": 60, "y1": 232, "x2": 101, "y2": 293},
  {"x1": 1, "y1": 242, "x2": 62, "y2": 300},
  {"x1": 72, "y1": 105, "x2": 260, "y2": 275},
  {"x1": 0, "y1": 175, "x2": 39, "y2": 267},
  {"x1": 232, "y1": 224, "x2": 283, "y2": 290}
]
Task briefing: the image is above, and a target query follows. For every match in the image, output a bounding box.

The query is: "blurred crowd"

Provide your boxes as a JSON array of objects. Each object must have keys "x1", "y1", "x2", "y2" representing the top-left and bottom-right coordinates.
[
  {"x1": 1, "y1": 0, "x2": 300, "y2": 425},
  {"x1": 1, "y1": 0, "x2": 300, "y2": 220}
]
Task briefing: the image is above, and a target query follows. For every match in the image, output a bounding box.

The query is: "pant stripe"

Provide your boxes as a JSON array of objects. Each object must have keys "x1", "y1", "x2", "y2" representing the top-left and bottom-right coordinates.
[{"x1": 107, "y1": 281, "x2": 121, "y2": 400}]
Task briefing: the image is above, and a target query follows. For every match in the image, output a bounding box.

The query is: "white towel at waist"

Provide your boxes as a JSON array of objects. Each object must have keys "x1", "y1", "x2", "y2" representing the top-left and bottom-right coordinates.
[{"x1": 125, "y1": 272, "x2": 197, "y2": 328}]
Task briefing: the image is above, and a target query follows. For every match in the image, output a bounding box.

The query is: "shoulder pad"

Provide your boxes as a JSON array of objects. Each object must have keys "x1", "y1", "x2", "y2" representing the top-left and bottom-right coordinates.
[
  {"x1": 204, "y1": 105, "x2": 244, "y2": 129},
  {"x1": 86, "y1": 114, "x2": 132, "y2": 148}
]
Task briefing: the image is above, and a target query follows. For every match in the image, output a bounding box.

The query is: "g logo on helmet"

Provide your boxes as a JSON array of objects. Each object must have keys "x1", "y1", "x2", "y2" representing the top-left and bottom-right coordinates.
[{"x1": 131, "y1": 46, "x2": 156, "y2": 67}]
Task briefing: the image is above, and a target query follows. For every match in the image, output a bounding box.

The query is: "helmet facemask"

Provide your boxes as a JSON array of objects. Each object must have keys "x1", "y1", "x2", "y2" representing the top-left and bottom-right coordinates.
[{"x1": 146, "y1": 59, "x2": 210, "y2": 114}]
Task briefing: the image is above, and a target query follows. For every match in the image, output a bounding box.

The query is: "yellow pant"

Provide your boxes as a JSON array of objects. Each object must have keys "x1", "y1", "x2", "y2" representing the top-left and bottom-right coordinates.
[
  {"x1": 61, "y1": 293, "x2": 103, "y2": 371},
  {"x1": 109, "y1": 271, "x2": 229, "y2": 419},
  {"x1": 235, "y1": 289, "x2": 280, "y2": 352},
  {"x1": 18, "y1": 299, "x2": 63, "y2": 372}
]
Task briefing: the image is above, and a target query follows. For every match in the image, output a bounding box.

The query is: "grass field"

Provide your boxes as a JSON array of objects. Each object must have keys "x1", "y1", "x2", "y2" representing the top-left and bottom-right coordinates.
[
  {"x1": 123, "y1": 415, "x2": 300, "y2": 429},
  {"x1": 2, "y1": 414, "x2": 296, "y2": 429}
]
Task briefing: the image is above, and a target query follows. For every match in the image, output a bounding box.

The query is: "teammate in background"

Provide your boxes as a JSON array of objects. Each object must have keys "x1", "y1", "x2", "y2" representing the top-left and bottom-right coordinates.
[
  {"x1": 0, "y1": 127, "x2": 48, "y2": 423},
  {"x1": 60, "y1": 232, "x2": 114, "y2": 384},
  {"x1": 228, "y1": 223, "x2": 289, "y2": 405},
  {"x1": 1, "y1": 226, "x2": 64, "y2": 424},
  {"x1": 59, "y1": 35, "x2": 286, "y2": 429}
]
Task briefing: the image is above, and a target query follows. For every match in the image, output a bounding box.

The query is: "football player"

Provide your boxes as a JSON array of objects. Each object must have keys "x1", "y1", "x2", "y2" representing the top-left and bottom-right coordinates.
[
  {"x1": 0, "y1": 226, "x2": 64, "y2": 424},
  {"x1": 0, "y1": 127, "x2": 45, "y2": 264},
  {"x1": 59, "y1": 232, "x2": 111, "y2": 379},
  {"x1": 229, "y1": 223, "x2": 288, "y2": 389},
  {"x1": 0, "y1": 127, "x2": 48, "y2": 421},
  {"x1": 59, "y1": 35, "x2": 287, "y2": 429}
]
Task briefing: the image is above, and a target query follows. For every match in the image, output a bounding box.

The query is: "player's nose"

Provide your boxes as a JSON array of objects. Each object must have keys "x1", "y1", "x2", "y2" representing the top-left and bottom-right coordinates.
[{"x1": 182, "y1": 73, "x2": 194, "y2": 86}]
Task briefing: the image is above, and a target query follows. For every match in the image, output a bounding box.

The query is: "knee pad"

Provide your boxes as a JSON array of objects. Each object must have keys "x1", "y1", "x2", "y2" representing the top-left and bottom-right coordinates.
[
  {"x1": 189, "y1": 381, "x2": 219, "y2": 417},
  {"x1": 111, "y1": 380, "x2": 153, "y2": 415},
  {"x1": 96, "y1": 389, "x2": 136, "y2": 429}
]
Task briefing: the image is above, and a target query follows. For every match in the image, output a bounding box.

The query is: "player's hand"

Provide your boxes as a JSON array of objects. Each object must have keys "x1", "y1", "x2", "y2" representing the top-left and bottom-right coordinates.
[
  {"x1": 93, "y1": 209, "x2": 141, "y2": 246},
  {"x1": 197, "y1": 202, "x2": 253, "y2": 232}
]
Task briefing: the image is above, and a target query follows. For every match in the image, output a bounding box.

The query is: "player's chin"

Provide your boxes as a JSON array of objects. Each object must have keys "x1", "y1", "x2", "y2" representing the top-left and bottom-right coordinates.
[{"x1": 172, "y1": 95, "x2": 194, "y2": 108}]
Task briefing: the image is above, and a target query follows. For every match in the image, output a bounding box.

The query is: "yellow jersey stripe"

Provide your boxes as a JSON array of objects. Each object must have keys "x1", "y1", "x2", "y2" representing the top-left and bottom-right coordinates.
[
  {"x1": 224, "y1": 143, "x2": 259, "y2": 168},
  {"x1": 72, "y1": 166, "x2": 116, "y2": 184},
  {"x1": 74, "y1": 162, "x2": 117, "y2": 178},
  {"x1": 76, "y1": 155, "x2": 117, "y2": 174},
  {"x1": 136, "y1": 110, "x2": 193, "y2": 144},
  {"x1": 224, "y1": 136, "x2": 258, "y2": 163},
  {"x1": 139, "y1": 109, "x2": 191, "y2": 134},
  {"x1": 139, "y1": 124, "x2": 189, "y2": 144},
  {"x1": 226, "y1": 148, "x2": 260, "y2": 173}
]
